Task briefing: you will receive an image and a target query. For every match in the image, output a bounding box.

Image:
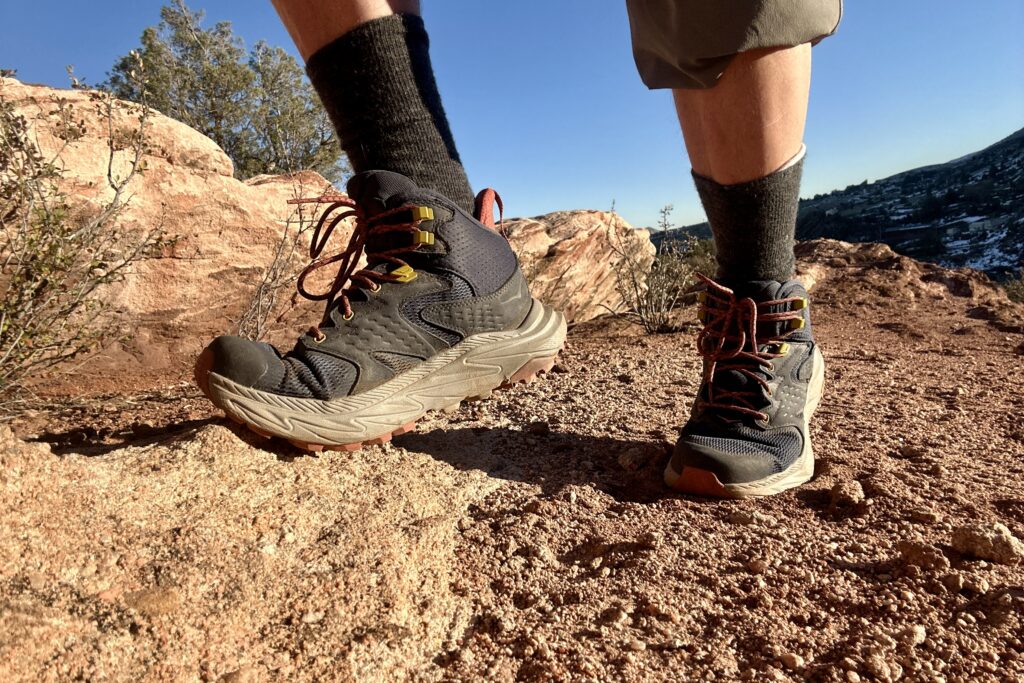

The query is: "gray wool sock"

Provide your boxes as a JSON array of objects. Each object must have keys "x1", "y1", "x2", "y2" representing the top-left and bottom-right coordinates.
[
  {"x1": 692, "y1": 152, "x2": 804, "y2": 284},
  {"x1": 305, "y1": 14, "x2": 475, "y2": 214}
]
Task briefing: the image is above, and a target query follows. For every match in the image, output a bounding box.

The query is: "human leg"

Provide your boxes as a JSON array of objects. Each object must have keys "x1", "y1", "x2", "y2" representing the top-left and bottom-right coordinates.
[
  {"x1": 677, "y1": 44, "x2": 809, "y2": 285},
  {"x1": 625, "y1": 0, "x2": 841, "y2": 497},
  {"x1": 674, "y1": 44, "x2": 809, "y2": 186},
  {"x1": 272, "y1": 0, "x2": 474, "y2": 212},
  {"x1": 194, "y1": 2, "x2": 566, "y2": 450}
]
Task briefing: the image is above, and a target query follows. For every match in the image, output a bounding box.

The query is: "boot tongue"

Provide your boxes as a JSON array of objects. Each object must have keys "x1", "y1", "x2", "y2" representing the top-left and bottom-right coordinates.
[
  {"x1": 346, "y1": 170, "x2": 421, "y2": 218},
  {"x1": 346, "y1": 170, "x2": 436, "y2": 263},
  {"x1": 704, "y1": 279, "x2": 795, "y2": 413},
  {"x1": 724, "y1": 279, "x2": 785, "y2": 302},
  {"x1": 342, "y1": 170, "x2": 443, "y2": 295},
  {"x1": 722, "y1": 278, "x2": 811, "y2": 338}
]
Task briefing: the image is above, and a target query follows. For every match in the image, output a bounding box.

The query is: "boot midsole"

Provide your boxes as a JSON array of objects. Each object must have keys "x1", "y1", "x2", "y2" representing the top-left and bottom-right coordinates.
[{"x1": 206, "y1": 299, "x2": 566, "y2": 444}]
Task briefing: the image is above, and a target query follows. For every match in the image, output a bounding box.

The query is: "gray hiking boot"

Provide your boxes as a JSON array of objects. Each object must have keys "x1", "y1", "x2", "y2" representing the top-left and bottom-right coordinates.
[
  {"x1": 195, "y1": 171, "x2": 566, "y2": 451},
  {"x1": 665, "y1": 275, "x2": 825, "y2": 498}
]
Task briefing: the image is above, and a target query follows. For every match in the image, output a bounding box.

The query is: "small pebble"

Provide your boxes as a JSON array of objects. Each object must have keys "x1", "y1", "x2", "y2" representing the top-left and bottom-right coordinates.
[
  {"x1": 747, "y1": 559, "x2": 769, "y2": 575},
  {"x1": 941, "y1": 572, "x2": 965, "y2": 592},
  {"x1": 601, "y1": 607, "x2": 629, "y2": 627},
  {"x1": 898, "y1": 541, "x2": 950, "y2": 570},
  {"x1": 728, "y1": 510, "x2": 777, "y2": 526},
  {"x1": 829, "y1": 480, "x2": 866, "y2": 511},
  {"x1": 963, "y1": 575, "x2": 990, "y2": 594},
  {"x1": 781, "y1": 653, "x2": 804, "y2": 670},
  {"x1": 898, "y1": 444, "x2": 928, "y2": 459},
  {"x1": 27, "y1": 572, "x2": 46, "y2": 592},
  {"x1": 901, "y1": 625, "x2": 927, "y2": 647},
  {"x1": 909, "y1": 509, "x2": 942, "y2": 525},
  {"x1": 952, "y1": 522, "x2": 1024, "y2": 565},
  {"x1": 302, "y1": 610, "x2": 325, "y2": 624}
]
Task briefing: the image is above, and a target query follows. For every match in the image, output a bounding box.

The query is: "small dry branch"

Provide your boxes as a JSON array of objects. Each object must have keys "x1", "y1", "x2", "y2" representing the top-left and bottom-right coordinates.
[
  {"x1": 0, "y1": 55, "x2": 169, "y2": 399},
  {"x1": 607, "y1": 205, "x2": 715, "y2": 334}
]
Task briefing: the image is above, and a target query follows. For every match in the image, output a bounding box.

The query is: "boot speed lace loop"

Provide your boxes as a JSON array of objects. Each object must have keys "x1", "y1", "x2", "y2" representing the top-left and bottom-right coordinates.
[
  {"x1": 473, "y1": 188, "x2": 506, "y2": 236},
  {"x1": 695, "y1": 273, "x2": 806, "y2": 421},
  {"x1": 288, "y1": 193, "x2": 430, "y2": 337}
]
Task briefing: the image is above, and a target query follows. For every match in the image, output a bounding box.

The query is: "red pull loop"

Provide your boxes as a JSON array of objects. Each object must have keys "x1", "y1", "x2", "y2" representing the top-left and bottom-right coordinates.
[{"x1": 473, "y1": 187, "x2": 505, "y2": 235}]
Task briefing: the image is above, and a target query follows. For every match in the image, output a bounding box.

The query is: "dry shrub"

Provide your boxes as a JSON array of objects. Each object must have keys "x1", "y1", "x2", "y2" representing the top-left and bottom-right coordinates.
[
  {"x1": 1004, "y1": 270, "x2": 1024, "y2": 303},
  {"x1": 0, "y1": 56, "x2": 168, "y2": 400},
  {"x1": 609, "y1": 205, "x2": 715, "y2": 334},
  {"x1": 234, "y1": 177, "x2": 335, "y2": 341}
]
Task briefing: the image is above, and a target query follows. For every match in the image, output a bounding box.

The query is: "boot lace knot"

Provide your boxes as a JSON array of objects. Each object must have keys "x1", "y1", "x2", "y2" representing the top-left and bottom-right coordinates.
[
  {"x1": 287, "y1": 194, "x2": 433, "y2": 339},
  {"x1": 694, "y1": 274, "x2": 807, "y2": 421}
]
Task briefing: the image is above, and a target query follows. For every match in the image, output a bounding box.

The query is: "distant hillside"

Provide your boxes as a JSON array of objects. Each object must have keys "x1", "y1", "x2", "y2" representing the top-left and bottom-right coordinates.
[{"x1": 652, "y1": 127, "x2": 1024, "y2": 277}]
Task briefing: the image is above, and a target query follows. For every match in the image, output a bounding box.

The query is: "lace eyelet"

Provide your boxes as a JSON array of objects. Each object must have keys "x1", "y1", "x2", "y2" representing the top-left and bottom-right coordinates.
[
  {"x1": 312, "y1": 332, "x2": 326, "y2": 344},
  {"x1": 368, "y1": 283, "x2": 381, "y2": 294},
  {"x1": 343, "y1": 311, "x2": 354, "y2": 321}
]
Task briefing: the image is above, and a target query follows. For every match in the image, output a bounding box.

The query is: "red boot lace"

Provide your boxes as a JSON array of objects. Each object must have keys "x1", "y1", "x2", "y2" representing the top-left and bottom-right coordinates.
[
  {"x1": 289, "y1": 187, "x2": 505, "y2": 341},
  {"x1": 288, "y1": 194, "x2": 432, "y2": 339},
  {"x1": 695, "y1": 274, "x2": 807, "y2": 421}
]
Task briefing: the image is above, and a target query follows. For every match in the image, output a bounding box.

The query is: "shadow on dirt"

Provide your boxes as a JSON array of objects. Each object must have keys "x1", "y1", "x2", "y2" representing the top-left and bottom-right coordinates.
[
  {"x1": 793, "y1": 484, "x2": 842, "y2": 520},
  {"x1": 34, "y1": 417, "x2": 221, "y2": 456},
  {"x1": 396, "y1": 425, "x2": 676, "y2": 504}
]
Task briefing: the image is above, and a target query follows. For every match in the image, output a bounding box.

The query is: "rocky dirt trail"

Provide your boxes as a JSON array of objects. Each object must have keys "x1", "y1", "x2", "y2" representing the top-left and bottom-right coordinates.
[{"x1": 3, "y1": 240, "x2": 1024, "y2": 682}]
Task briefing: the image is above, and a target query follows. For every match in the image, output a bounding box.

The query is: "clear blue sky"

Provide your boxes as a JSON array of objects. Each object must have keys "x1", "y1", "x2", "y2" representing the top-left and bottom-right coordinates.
[{"x1": 2, "y1": 1, "x2": 1022, "y2": 229}]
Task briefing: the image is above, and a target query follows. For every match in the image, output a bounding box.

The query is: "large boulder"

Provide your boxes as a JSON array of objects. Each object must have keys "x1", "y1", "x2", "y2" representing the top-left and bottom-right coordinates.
[
  {"x1": 2, "y1": 77, "x2": 337, "y2": 393},
  {"x1": 505, "y1": 210, "x2": 655, "y2": 323}
]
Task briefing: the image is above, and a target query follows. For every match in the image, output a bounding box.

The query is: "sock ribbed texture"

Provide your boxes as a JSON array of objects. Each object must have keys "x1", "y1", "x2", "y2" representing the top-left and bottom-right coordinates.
[
  {"x1": 305, "y1": 14, "x2": 475, "y2": 214},
  {"x1": 692, "y1": 155, "x2": 804, "y2": 284}
]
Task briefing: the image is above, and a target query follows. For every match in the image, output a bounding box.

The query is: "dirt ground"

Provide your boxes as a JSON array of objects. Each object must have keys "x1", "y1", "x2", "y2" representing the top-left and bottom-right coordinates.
[{"x1": 2, "y1": 241, "x2": 1024, "y2": 682}]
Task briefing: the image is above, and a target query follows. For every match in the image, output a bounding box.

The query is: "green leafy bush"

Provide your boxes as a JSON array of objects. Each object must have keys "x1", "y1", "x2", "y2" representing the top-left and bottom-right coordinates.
[{"x1": 106, "y1": 0, "x2": 345, "y2": 182}]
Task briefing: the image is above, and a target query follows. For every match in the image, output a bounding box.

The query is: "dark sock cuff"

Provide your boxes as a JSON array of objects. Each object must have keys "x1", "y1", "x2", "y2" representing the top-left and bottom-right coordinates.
[
  {"x1": 305, "y1": 14, "x2": 475, "y2": 213},
  {"x1": 692, "y1": 157, "x2": 803, "y2": 284},
  {"x1": 306, "y1": 14, "x2": 435, "y2": 173}
]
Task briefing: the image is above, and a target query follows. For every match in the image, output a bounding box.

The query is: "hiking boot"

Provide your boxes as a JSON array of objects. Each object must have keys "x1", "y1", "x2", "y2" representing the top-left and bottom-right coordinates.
[
  {"x1": 665, "y1": 275, "x2": 825, "y2": 498},
  {"x1": 194, "y1": 170, "x2": 566, "y2": 451}
]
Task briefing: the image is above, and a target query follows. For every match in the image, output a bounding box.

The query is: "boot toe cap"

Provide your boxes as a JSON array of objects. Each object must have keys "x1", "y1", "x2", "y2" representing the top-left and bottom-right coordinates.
[
  {"x1": 203, "y1": 335, "x2": 280, "y2": 388},
  {"x1": 668, "y1": 431, "x2": 801, "y2": 486}
]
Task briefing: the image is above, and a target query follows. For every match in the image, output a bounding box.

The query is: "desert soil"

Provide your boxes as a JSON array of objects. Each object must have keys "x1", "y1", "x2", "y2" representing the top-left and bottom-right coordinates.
[{"x1": 2, "y1": 241, "x2": 1024, "y2": 682}]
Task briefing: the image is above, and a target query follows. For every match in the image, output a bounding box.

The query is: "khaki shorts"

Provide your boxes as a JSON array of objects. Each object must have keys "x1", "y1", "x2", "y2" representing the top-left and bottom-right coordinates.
[{"x1": 626, "y1": 0, "x2": 843, "y2": 89}]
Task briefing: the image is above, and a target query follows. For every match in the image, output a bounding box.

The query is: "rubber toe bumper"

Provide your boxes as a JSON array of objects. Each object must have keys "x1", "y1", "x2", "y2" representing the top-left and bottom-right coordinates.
[
  {"x1": 664, "y1": 433, "x2": 814, "y2": 499},
  {"x1": 196, "y1": 336, "x2": 277, "y2": 396},
  {"x1": 668, "y1": 439, "x2": 789, "y2": 487}
]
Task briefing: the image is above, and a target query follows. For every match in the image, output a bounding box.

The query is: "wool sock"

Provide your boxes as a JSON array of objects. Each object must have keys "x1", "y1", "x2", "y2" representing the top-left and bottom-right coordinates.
[
  {"x1": 692, "y1": 147, "x2": 805, "y2": 284},
  {"x1": 305, "y1": 14, "x2": 475, "y2": 214}
]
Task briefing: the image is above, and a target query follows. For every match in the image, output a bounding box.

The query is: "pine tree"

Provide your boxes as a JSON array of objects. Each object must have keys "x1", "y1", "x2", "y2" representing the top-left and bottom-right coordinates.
[{"x1": 106, "y1": 0, "x2": 345, "y2": 182}]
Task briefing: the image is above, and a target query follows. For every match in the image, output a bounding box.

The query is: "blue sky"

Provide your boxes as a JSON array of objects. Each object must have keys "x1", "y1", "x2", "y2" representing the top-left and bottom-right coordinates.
[{"x1": 2, "y1": 1, "x2": 1022, "y2": 229}]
